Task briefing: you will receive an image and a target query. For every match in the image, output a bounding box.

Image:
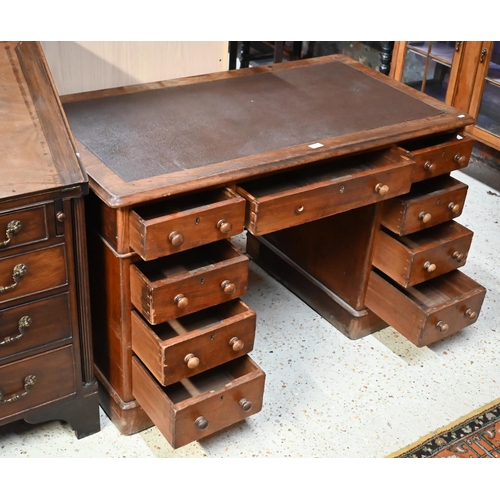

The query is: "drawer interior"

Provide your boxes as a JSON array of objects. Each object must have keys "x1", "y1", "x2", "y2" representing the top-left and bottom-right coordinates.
[
  {"x1": 398, "y1": 131, "x2": 465, "y2": 152},
  {"x1": 133, "y1": 240, "x2": 243, "y2": 282},
  {"x1": 402, "y1": 175, "x2": 464, "y2": 199}
]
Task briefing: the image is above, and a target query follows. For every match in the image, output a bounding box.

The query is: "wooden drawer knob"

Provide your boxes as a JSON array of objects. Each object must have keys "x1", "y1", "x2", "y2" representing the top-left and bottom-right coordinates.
[
  {"x1": 452, "y1": 251, "x2": 465, "y2": 262},
  {"x1": 436, "y1": 321, "x2": 449, "y2": 333},
  {"x1": 424, "y1": 161, "x2": 436, "y2": 173},
  {"x1": 168, "y1": 231, "x2": 184, "y2": 247},
  {"x1": 221, "y1": 280, "x2": 236, "y2": 295},
  {"x1": 419, "y1": 212, "x2": 432, "y2": 223},
  {"x1": 464, "y1": 308, "x2": 478, "y2": 320},
  {"x1": 195, "y1": 416, "x2": 209, "y2": 430},
  {"x1": 184, "y1": 353, "x2": 200, "y2": 369},
  {"x1": 174, "y1": 294, "x2": 189, "y2": 309},
  {"x1": 239, "y1": 398, "x2": 253, "y2": 412},
  {"x1": 217, "y1": 219, "x2": 232, "y2": 234},
  {"x1": 448, "y1": 202, "x2": 461, "y2": 214},
  {"x1": 454, "y1": 153, "x2": 468, "y2": 167},
  {"x1": 375, "y1": 183, "x2": 389, "y2": 196},
  {"x1": 229, "y1": 337, "x2": 244, "y2": 351},
  {"x1": 423, "y1": 261, "x2": 436, "y2": 273}
]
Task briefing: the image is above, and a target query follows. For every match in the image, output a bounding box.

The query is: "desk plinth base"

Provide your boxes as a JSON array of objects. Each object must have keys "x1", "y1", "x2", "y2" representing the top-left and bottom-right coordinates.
[{"x1": 246, "y1": 233, "x2": 386, "y2": 340}]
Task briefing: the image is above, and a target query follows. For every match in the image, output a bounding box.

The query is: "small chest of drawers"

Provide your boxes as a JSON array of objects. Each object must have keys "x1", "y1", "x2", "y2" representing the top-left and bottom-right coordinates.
[{"x1": 0, "y1": 42, "x2": 99, "y2": 438}]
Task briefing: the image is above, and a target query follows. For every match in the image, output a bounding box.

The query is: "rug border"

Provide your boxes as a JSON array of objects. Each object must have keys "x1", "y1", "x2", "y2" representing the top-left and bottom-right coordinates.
[{"x1": 386, "y1": 397, "x2": 500, "y2": 458}]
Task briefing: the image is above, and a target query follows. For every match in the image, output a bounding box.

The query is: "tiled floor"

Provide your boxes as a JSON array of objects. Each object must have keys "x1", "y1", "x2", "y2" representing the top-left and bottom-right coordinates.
[{"x1": 1, "y1": 157, "x2": 499, "y2": 458}]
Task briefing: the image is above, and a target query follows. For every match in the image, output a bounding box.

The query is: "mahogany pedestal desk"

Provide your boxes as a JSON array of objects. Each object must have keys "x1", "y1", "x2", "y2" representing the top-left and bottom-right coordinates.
[
  {"x1": 0, "y1": 42, "x2": 100, "y2": 438},
  {"x1": 62, "y1": 55, "x2": 486, "y2": 448}
]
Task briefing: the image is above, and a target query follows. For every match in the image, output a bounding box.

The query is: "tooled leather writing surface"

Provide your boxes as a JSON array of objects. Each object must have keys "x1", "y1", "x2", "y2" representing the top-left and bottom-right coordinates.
[{"x1": 64, "y1": 61, "x2": 442, "y2": 183}]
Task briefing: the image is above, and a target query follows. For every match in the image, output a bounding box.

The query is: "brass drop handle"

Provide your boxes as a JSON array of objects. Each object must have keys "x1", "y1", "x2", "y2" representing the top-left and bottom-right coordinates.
[
  {"x1": 174, "y1": 294, "x2": 189, "y2": 309},
  {"x1": 452, "y1": 251, "x2": 465, "y2": 262},
  {"x1": 168, "y1": 231, "x2": 184, "y2": 247},
  {"x1": 423, "y1": 261, "x2": 436, "y2": 273},
  {"x1": 195, "y1": 416, "x2": 209, "y2": 430},
  {"x1": 0, "y1": 220, "x2": 22, "y2": 248},
  {"x1": 0, "y1": 374, "x2": 37, "y2": 404},
  {"x1": 239, "y1": 398, "x2": 253, "y2": 412},
  {"x1": 217, "y1": 219, "x2": 232, "y2": 234},
  {"x1": 184, "y1": 353, "x2": 200, "y2": 369},
  {"x1": 0, "y1": 316, "x2": 31, "y2": 347},
  {"x1": 375, "y1": 183, "x2": 389, "y2": 196},
  {"x1": 454, "y1": 153, "x2": 468, "y2": 167},
  {"x1": 0, "y1": 263, "x2": 28, "y2": 294},
  {"x1": 229, "y1": 336, "x2": 244, "y2": 351},
  {"x1": 464, "y1": 308, "x2": 478, "y2": 320},
  {"x1": 424, "y1": 161, "x2": 436, "y2": 173},
  {"x1": 419, "y1": 212, "x2": 432, "y2": 223},
  {"x1": 448, "y1": 202, "x2": 461, "y2": 214},
  {"x1": 221, "y1": 280, "x2": 236, "y2": 295},
  {"x1": 436, "y1": 321, "x2": 449, "y2": 333}
]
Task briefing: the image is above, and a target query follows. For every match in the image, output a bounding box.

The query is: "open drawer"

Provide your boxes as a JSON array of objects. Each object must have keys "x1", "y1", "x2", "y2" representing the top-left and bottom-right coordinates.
[
  {"x1": 132, "y1": 354, "x2": 265, "y2": 449},
  {"x1": 131, "y1": 299, "x2": 256, "y2": 386},
  {"x1": 130, "y1": 240, "x2": 249, "y2": 324},
  {"x1": 373, "y1": 221, "x2": 473, "y2": 288},
  {"x1": 365, "y1": 269, "x2": 486, "y2": 347},
  {"x1": 236, "y1": 148, "x2": 413, "y2": 235},
  {"x1": 397, "y1": 132, "x2": 474, "y2": 182},
  {"x1": 129, "y1": 188, "x2": 246, "y2": 261},
  {"x1": 380, "y1": 175, "x2": 468, "y2": 236}
]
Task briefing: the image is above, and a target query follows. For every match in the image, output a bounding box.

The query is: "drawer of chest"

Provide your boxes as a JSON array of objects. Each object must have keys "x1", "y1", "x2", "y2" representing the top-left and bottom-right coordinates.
[
  {"x1": 398, "y1": 132, "x2": 474, "y2": 182},
  {"x1": 373, "y1": 221, "x2": 473, "y2": 288},
  {"x1": 236, "y1": 148, "x2": 413, "y2": 235},
  {"x1": 0, "y1": 205, "x2": 50, "y2": 252},
  {"x1": 131, "y1": 299, "x2": 256, "y2": 386},
  {"x1": 380, "y1": 175, "x2": 468, "y2": 236},
  {"x1": 132, "y1": 354, "x2": 265, "y2": 449},
  {"x1": 129, "y1": 188, "x2": 246, "y2": 261},
  {"x1": 0, "y1": 345, "x2": 76, "y2": 420},
  {"x1": 365, "y1": 269, "x2": 485, "y2": 347},
  {"x1": 0, "y1": 244, "x2": 68, "y2": 304},
  {"x1": 130, "y1": 240, "x2": 249, "y2": 325},
  {"x1": 0, "y1": 293, "x2": 72, "y2": 362}
]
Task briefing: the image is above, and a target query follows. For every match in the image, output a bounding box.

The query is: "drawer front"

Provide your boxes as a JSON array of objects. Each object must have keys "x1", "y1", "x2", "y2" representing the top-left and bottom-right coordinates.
[
  {"x1": 366, "y1": 270, "x2": 486, "y2": 347},
  {"x1": 0, "y1": 345, "x2": 76, "y2": 420},
  {"x1": 0, "y1": 293, "x2": 72, "y2": 361},
  {"x1": 0, "y1": 244, "x2": 68, "y2": 304},
  {"x1": 131, "y1": 300, "x2": 256, "y2": 386},
  {"x1": 132, "y1": 355, "x2": 265, "y2": 449},
  {"x1": 236, "y1": 149, "x2": 413, "y2": 235},
  {"x1": 373, "y1": 221, "x2": 473, "y2": 288},
  {"x1": 0, "y1": 205, "x2": 49, "y2": 252},
  {"x1": 380, "y1": 176, "x2": 468, "y2": 236},
  {"x1": 129, "y1": 188, "x2": 246, "y2": 260},
  {"x1": 401, "y1": 134, "x2": 474, "y2": 182},
  {"x1": 130, "y1": 240, "x2": 249, "y2": 324}
]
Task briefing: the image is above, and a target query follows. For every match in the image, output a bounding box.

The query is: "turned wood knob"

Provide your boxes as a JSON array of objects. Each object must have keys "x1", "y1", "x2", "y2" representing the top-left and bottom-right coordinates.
[
  {"x1": 423, "y1": 261, "x2": 436, "y2": 273},
  {"x1": 419, "y1": 212, "x2": 432, "y2": 223},
  {"x1": 448, "y1": 202, "x2": 461, "y2": 214},
  {"x1": 221, "y1": 280, "x2": 236, "y2": 295},
  {"x1": 184, "y1": 353, "x2": 200, "y2": 369},
  {"x1": 464, "y1": 308, "x2": 477, "y2": 320},
  {"x1": 375, "y1": 183, "x2": 389, "y2": 196},
  {"x1": 229, "y1": 336, "x2": 244, "y2": 351},
  {"x1": 424, "y1": 161, "x2": 436, "y2": 173},
  {"x1": 174, "y1": 294, "x2": 189, "y2": 309},
  {"x1": 56, "y1": 211, "x2": 66, "y2": 222},
  {"x1": 239, "y1": 398, "x2": 253, "y2": 412},
  {"x1": 454, "y1": 153, "x2": 468, "y2": 167},
  {"x1": 195, "y1": 416, "x2": 209, "y2": 430},
  {"x1": 217, "y1": 219, "x2": 232, "y2": 234},
  {"x1": 452, "y1": 251, "x2": 465, "y2": 262},
  {"x1": 436, "y1": 321, "x2": 449, "y2": 333},
  {"x1": 169, "y1": 231, "x2": 184, "y2": 247}
]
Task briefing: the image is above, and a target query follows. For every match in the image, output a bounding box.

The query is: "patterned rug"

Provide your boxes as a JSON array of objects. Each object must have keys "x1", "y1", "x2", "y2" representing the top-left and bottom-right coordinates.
[{"x1": 389, "y1": 398, "x2": 500, "y2": 458}]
